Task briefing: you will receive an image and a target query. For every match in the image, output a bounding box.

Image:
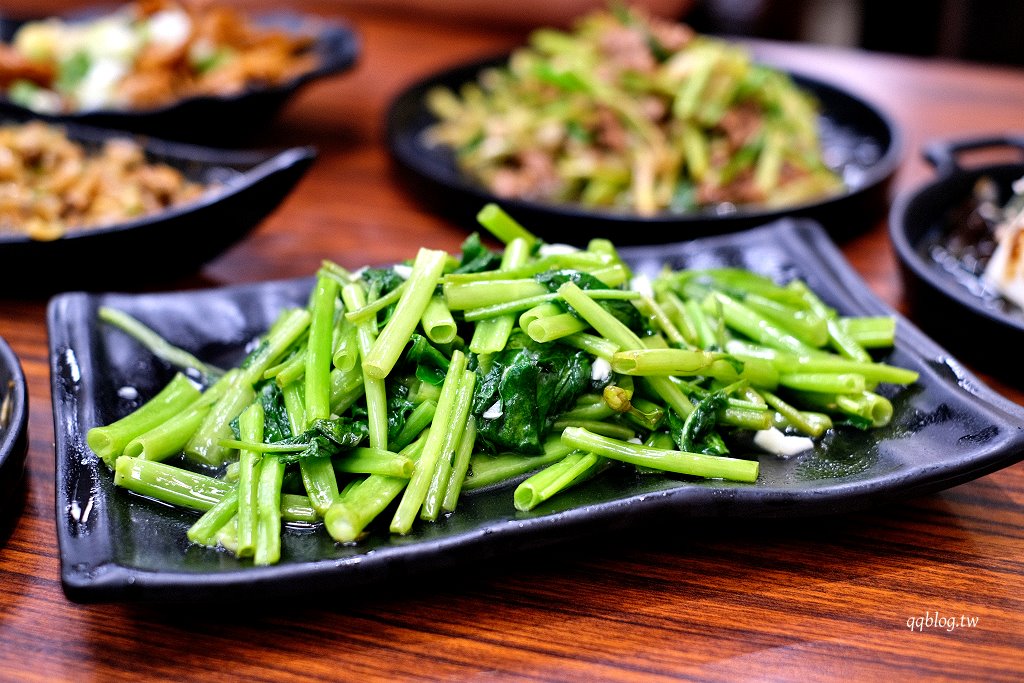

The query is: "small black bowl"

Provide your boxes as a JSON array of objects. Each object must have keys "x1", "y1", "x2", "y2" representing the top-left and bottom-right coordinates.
[
  {"x1": 0, "y1": 334, "x2": 28, "y2": 542},
  {"x1": 0, "y1": 115, "x2": 316, "y2": 295},
  {"x1": 889, "y1": 134, "x2": 1024, "y2": 378},
  {"x1": 0, "y1": 9, "x2": 360, "y2": 145}
]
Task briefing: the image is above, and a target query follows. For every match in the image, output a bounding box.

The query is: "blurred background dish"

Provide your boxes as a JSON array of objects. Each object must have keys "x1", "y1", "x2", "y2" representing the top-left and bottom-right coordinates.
[
  {"x1": 889, "y1": 134, "x2": 1024, "y2": 379},
  {"x1": 0, "y1": 114, "x2": 316, "y2": 294},
  {"x1": 386, "y1": 53, "x2": 900, "y2": 246},
  {"x1": 0, "y1": 333, "x2": 27, "y2": 544},
  {"x1": 0, "y1": 2, "x2": 360, "y2": 144}
]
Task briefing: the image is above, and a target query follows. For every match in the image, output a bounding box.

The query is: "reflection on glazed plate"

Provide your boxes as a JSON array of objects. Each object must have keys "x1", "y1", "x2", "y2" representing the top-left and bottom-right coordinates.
[
  {"x1": 48, "y1": 218, "x2": 1024, "y2": 604},
  {"x1": 385, "y1": 54, "x2": 901, "y2": 245},
  {"x1": 0, "y1": 115, "x2": 316, "y2": 294}
]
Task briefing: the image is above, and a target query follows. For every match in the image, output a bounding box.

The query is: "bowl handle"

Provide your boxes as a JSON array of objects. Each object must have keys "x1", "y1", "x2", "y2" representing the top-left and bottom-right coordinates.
[{"x1": 923, "y1": 135, "x2": 1024, "y2": 176}]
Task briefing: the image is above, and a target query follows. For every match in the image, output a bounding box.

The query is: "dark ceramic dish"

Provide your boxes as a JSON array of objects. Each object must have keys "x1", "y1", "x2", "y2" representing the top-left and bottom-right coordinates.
[
  {"x1": 0, "y1": 9, "x2": 359, "y2": 144},
  {"x1": 888, "y1": 134, "x2": 1024, "y2": 378},
  {"x1": 385, "y1": 54, "x2": 902, "y2": 245},
  {"x1": 0, "y1": 115, "x2": 316, "y2": 294},
  {"x1": 0, "y1": 334, "x2": 28, "y2": 540},
  {"x1": 48, "y1": 219, "x2": 1024, "y2": 604}
]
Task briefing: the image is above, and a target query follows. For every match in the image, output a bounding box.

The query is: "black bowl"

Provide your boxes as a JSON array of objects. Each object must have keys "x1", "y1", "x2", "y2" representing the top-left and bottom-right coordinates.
[
  {"x1": 0, "y1": 9, "x2": 360, "y2": 145},
  {"x1": 0, "y1": 115, "x2": 316, "y2": 295},
  {"x1": 385, "y1": 54, "x2": 902, "y2": 246},
  {"x1": 0, "y1": 334, "x2": 28, "y2": 541},
  {"x1": 888, "y1": 134, "x2": 1024, "y2": 379}
]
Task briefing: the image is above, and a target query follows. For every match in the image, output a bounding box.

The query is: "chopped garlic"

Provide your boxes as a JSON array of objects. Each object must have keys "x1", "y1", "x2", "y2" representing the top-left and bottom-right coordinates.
[
  {"x1": 591, "y1": 357, "x2": 612, "y2": 383},
  {"x1": 483, "y1": 399, "x2": 503, "y2": 419},
  {"x1": 630, "y1": 273, "x2": 653, "y2": 299},
  {"x1": 752, "y1": 427, "x2": 813, "y2": 457},
  {"x1": 538, "y1": 243, "x2": 580, "y2": 257}
]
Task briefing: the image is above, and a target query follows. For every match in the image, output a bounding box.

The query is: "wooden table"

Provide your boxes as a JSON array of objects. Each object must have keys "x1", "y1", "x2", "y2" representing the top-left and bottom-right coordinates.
[{"x1": 1, "y1": 3, "x2": 1022, "y2": 680}]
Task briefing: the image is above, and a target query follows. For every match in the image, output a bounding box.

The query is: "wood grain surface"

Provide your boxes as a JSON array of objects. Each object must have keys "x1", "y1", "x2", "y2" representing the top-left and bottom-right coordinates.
[{"x1": 0, "y1": 2, "x2": 1022, "y2": 681}]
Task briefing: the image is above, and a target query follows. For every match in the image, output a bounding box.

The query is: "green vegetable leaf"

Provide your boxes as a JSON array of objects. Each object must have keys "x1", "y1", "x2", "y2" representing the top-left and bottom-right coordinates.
[
  {"x1": 270, "y1": 416, "x2": 370, "y2": 464},
  {"x1": 256, "y1": 381, "x2": 293, "y2": 443},
  {"x1": 415, "y1": 364, "x2": 445, "y2": 387},
  {"x1": 668, "y1": 392, "x2": 730, "y2": 455},
  {"x1": 472, "y1": 332, "x2": 592, "y2": 454},
  {"x1": 311, "y1": 417, "x2": 370, "y2": 449},
  {"x1": 535, "y1": 269, "x2": 644, "y2": 331},
  {"x1": 387, "y1": 391, "x2": 417, "y2": 441},
  {"x1": 453, "y1": 232, "x2": 501, "y2": 274},
  {"x1": 361, "y1": 267, "x2": 407, "y2": 327},
  {"x1": 361, "y1": 267, "x2": 405, "y2": 299},
  {"x1": 405, "y1": 333, "x2": 451, "y2": 371},
  {"x1": 276, "y1": 435, "x2": 339, "y2": 465}
]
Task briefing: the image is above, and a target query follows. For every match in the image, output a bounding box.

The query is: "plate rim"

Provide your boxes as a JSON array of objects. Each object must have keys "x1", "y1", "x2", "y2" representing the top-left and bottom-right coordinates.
[{"x1": 48, "y1": 218, "x2": 1024, "y2": 603}]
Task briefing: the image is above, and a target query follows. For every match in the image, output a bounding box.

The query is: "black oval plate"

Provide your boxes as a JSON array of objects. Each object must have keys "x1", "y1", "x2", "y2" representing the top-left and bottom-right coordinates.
[
  {"x1": 0, "y1": 115, "x2": 316, "y2": 295},
  {"x1": 0, "y1": 9, "x2": 359, "y2": 144},
  {"x1": 0, "y1": 333, "x2": 28, "y2": 541},
  {"x1": 47, "y1": 218, "x2": 1024, "y2": 604},
  {"x1": 889, "y1": 134, "x2": 1024, "y2": 378},
  {"x1": 385, "y1": 54, "x2": 902, "y2": 245}
]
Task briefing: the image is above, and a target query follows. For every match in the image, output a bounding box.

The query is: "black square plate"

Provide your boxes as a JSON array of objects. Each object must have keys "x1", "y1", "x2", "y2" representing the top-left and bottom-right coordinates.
[{"x1": 48, "y1": 219, "x2": 1024, "y2": 604}]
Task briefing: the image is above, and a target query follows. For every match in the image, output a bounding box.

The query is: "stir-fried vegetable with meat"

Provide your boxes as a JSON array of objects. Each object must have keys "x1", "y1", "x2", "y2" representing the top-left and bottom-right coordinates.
[
  {"x1": 0, "y1": 0, "x2": 318, "y2": 113},
  {"x1": 0, "y1": 120, "x2": 210, "y2": 240},
  {"x1": 424, "y1": 4, "x2": 843, "y2": 216}
]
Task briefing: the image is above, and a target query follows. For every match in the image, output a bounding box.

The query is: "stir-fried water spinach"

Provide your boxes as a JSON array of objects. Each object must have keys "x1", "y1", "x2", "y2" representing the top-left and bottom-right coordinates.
[{"x1": 88, "y1": 203, "x2": 916, "y2": 564}]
